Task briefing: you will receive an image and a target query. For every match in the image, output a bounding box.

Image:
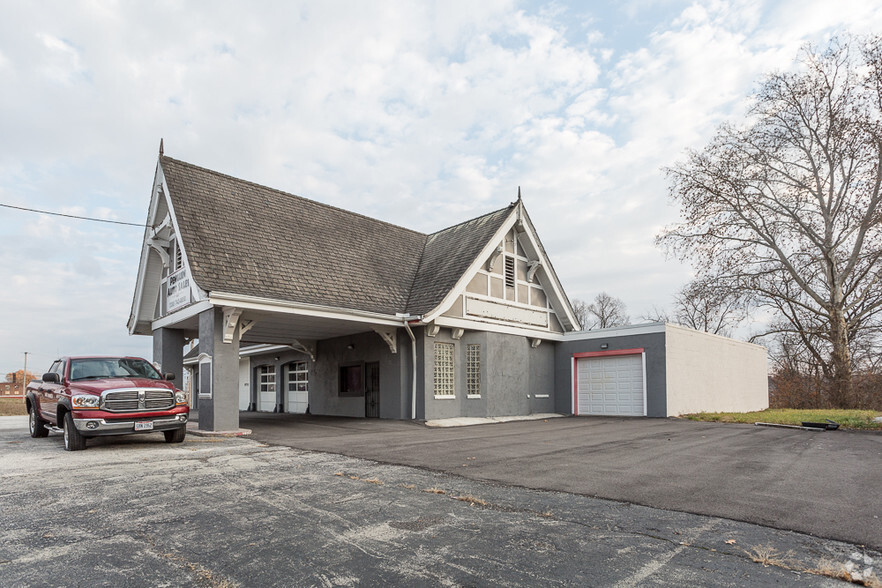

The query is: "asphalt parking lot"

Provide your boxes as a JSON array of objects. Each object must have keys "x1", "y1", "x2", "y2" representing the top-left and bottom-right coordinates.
[
  {"x1": 1, "y1": 416, "x2": 878, "y2": 587},
  {"x1": 238, "y1": 413, "x2": 882, "y2": 550}
]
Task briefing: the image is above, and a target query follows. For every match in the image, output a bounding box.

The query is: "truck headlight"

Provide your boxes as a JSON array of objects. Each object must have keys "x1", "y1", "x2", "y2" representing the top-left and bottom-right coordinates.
[
  {"x1": 175, "y1": 391, "x2": 188, "y2": 405},
  {"x1": 72, "y1": 395, "x2": 100, "y2": 409}
]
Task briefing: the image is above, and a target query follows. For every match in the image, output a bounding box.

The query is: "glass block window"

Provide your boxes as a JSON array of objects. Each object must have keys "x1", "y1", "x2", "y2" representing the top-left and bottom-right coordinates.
[
  {"x1": 434, "y1": 342, "x2": 455, "y2": 397},
  {"x1": 466, "y1": 344, "x2": 481, "y2": 397}
]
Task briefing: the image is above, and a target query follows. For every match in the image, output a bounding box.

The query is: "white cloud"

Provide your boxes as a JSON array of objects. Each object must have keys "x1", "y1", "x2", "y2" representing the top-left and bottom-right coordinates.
[{"x1": 2, "y1": 0, "x2": 882, "y2": 369}]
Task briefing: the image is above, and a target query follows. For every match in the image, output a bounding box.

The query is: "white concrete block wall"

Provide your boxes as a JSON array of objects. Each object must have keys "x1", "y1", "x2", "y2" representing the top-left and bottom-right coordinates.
[{"x1": 664, "y1": 324, "x2": 768, "y2": 416}]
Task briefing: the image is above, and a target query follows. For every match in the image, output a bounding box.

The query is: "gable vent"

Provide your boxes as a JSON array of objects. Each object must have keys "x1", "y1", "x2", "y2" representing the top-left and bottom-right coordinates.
[
  {"x1": 174, "y1": 242, "x2": 183, "y2": 270},
  {"x1": 504, "y1": 256, "x2": 515, "y2": 288}
]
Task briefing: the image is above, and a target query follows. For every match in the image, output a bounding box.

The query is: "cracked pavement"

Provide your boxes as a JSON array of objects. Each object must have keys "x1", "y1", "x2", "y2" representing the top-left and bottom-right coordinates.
[{"x1": 1, "y1": 418, "x2": 878, "y2": 586}]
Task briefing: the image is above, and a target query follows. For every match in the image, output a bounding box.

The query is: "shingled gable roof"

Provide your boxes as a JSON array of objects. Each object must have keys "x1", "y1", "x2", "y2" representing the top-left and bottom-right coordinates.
[
  {"x1": 159, "y1": 156, "x2": 514, "y2": 317},
  {"x1": 406, "y1": 206, "x2": 513, "y2": 315}
]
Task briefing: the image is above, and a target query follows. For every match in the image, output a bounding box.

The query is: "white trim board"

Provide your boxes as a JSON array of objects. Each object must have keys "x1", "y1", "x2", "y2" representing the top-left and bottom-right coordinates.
[{"x1": 564, "y1": 323, "x2": 667, "y2": 341}]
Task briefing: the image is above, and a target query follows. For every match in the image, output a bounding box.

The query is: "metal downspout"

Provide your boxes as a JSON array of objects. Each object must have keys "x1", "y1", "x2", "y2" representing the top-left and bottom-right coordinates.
[{"x1": 403, "y1": 320, "x2": 417, "y2": 420}]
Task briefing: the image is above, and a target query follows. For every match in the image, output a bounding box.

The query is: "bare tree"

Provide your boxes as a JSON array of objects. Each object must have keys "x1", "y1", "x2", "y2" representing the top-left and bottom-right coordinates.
[
  {"x1": 657, "y1": 36, "x2": 882, "y2": 407},
  {"x1": 641, "y1": 305, "x2": 671, "y2": 324},
  {"x1": 582, "y1": 292, "x2": 630, "y2": 330},
  {"x1": 570, "y1": 298, "x2": 589, "y2": 330},
  {"x1": 672, "y1": 280, "x2": 745, "y2": 337},
  {"x1": 641, "y1": 280, "x2": 744, "y2": 336}
]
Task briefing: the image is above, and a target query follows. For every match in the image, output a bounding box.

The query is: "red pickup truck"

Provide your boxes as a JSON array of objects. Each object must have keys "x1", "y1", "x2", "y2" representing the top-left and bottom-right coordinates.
[{"x1": 25, "y1": 356, "x2": 189, "y2": 451}]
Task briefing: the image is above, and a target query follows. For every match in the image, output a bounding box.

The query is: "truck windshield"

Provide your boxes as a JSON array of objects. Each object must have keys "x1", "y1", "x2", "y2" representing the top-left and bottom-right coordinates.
[{"x1": 69, "y1": 358, "x2": 163, "y2": 381}]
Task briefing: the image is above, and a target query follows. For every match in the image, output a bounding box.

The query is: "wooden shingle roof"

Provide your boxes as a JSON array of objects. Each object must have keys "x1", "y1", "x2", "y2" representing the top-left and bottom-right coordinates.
[{"x1": 161, "y1": 156, "x2": 512, "y2": 317}]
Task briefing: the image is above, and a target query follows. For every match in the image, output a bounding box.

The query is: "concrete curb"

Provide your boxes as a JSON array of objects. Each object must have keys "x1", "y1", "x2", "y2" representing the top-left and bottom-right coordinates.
[
  {"x1": 186, "y1": 421, "x2": 251, "y2": 437},
  {"x1": 425, "y1": 413, "x2": 564, "y2": 428}
]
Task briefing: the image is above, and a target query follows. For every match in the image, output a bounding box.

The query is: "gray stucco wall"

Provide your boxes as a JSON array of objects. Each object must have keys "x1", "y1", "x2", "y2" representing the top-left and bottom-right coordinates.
[
  {"x1": 305, "y1": 329, "x2": 408, "y2": 419},
  {"x1": 422, "y1": 328, "x2": 555, "y2": 420},
  {"x1": 554, "y1": 328, "x2": 667, "y2": 417}
]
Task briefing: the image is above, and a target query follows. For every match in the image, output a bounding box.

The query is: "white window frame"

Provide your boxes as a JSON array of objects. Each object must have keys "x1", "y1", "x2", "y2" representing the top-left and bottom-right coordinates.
[{"x1": 433, "y1": 342, "x2": 455, "y2": 399}]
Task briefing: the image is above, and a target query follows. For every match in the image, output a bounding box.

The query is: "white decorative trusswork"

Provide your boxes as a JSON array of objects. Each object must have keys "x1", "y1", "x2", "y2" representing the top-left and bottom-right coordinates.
[
  {"x1": 373, "y1": 328, "x2": 398, "y2": 354},
  {"x1": 426, "y1": 322, "x2": 441, "y2": 337},
  {"x1": 451, "y1": 328, "x2": 464, "y2": 340},
  {"x1": 291, "y1": 339, "x2": 317, "y2": 363},
  {"x1": 240, "y1": 320, "x2": 255, "y2": 337},
  {"x1": 531, "y1": 338, "x2": 542, "y2": 348},
  {"x1": 486, "y1": 245, "x2": 504, "y2": 271},
  {"x1": 148, "y1": 237, "x2": 170, "y2": 266},
  {"x1": 222, "y1": 307, "x2": 243, "y2": 344},
  {"x1": 526, "y1": 260, "x2": 541, "y2": 283}
]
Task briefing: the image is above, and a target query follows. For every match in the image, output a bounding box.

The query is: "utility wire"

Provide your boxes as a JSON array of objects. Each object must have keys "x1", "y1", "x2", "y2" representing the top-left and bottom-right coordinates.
[{"x1": 0, "y1": 203, "x2": 147, "y2": 227}]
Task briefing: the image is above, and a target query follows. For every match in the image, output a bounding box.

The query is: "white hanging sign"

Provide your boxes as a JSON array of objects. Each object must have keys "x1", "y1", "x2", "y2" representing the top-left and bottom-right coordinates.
[{"x1": 167, "y1": 267, "x2": 192, "y2": 312}]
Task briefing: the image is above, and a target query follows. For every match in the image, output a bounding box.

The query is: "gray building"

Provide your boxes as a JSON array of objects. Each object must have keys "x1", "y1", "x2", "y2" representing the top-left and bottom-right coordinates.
[{"x1": 130, "y1": 152, "x2": 767, "y2": 432}]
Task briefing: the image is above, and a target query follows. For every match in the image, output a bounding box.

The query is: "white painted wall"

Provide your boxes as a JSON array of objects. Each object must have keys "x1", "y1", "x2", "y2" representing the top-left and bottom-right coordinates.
[
  {"x1": 238, "y1": 358, "x2": 250, "y2": 411},
  {"x1": 664, "y1": 324, "x2": 768, "y2": 416}
]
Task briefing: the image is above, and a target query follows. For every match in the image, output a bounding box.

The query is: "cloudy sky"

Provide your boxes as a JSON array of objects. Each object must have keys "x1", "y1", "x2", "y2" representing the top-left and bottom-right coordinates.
[{"x1": 2, "y1": 0, "x2": 881, "y2": 375}]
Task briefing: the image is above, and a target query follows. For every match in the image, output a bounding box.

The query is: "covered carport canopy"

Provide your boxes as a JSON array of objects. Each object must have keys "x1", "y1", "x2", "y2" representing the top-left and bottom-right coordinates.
[
  {"x1": 155, "y1": 292, "x2": 406, "y2": 354},
  {"x1": 153, "y1": 292, "x2": 414, "y2": 431}
]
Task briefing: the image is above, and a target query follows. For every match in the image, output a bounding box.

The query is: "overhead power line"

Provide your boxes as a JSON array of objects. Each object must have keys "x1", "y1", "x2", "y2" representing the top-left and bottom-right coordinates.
[{"x1": 0, "y1": 203, "x2": 147, "y2": 227}]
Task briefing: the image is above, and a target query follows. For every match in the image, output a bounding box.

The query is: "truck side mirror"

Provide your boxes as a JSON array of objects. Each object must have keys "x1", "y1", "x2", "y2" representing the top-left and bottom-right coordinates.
[
  {"x1": 42, "y1": 373, "x2": 60, "y2": 383},
  {"x1": 164, "y1": 373, "x2": 176, "y2": 381}
]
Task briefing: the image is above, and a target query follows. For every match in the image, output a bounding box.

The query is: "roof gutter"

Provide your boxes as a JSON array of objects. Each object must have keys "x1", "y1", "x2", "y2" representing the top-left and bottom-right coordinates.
[{"x1": 208, "y1": 292, "x2": 404, "y2": 327}]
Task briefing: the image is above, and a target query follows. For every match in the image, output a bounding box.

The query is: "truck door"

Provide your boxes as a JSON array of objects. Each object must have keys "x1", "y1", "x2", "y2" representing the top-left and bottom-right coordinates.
[{"x1": 39, "y1": 360, "x2": 65, "y2": 422}]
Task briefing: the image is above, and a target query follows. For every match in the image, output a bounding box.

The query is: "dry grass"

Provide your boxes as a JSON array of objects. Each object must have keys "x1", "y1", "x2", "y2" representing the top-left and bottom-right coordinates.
[
  {"x1": 743, "y1": 544, "x2": 797, "y2": 569},
  {"x1": 0, "y1": 398, "x2": 27, "y2": 416},
  {"x1": 538, "y1": 511, "x2": 554, "y2": 518},
  {"x1": 361, "y1": 478, "x2": 383, "y2": 485},
  {"x1": 399, "y1": 483, "x2": 416, "y2": 490},
  {"x1": 813, "y1": 559, "x2": 882, "y2": 587},
  {"x1": 423, "y1": 487, "x2": 447, "y2": 494},
  {"x1": 738, "y1": 546, "x2": 881, "y2": 587},
  {"x1": 454, "y1": 494, "x2": 488, "y2": 507}
]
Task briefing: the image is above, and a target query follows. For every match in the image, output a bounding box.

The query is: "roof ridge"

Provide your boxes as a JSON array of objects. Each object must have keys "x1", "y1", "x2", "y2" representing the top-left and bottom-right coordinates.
[
  {"x1": 427, "y1": 204, "x2": 514, "y2": 238},
  {"x1": 160, "y1": 155, "x2": 427, "y2": 238}
]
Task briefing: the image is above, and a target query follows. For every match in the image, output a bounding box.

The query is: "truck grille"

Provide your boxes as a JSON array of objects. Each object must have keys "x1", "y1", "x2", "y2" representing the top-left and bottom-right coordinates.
[{"x1": 103, "y1": 389, "x2": 175, "y2": 412}]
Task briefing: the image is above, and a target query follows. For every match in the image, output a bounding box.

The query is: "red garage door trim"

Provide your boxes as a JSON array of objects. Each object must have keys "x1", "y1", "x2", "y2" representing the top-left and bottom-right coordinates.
[
  {"x1": 572, "y1": 348, "x2": 645, "y2": 416},
  {"x1": 573, "y1": 348, "x2": 644, "y2": 359}
]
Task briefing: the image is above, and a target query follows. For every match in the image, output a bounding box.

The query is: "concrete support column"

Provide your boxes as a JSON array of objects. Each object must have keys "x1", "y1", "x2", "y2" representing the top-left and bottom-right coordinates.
[
  {"x1": 274, "y1": 363, "x2": 285, "y2": 413},
  {"x1": 247, "y1": 367, "x2": 257, "y2": 411},
  {"x1": 152, "y1": 327, "x2": 185, "y2": 383},
  {"x1": 197, "y1": 307, "x2": 240, "y2": 432}
]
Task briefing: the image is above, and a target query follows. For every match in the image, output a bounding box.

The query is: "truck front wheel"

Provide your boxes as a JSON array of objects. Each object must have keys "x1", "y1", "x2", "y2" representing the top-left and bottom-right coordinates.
[
  {"x1": 63, "y1": 412, "x2": 86, "y2": 451},
  {"x1": 164, "y1": 427, "x2": 186, "y2": 443},
  {"x1": 29, "y1": 405, "x2": 49, "y2": 438}
]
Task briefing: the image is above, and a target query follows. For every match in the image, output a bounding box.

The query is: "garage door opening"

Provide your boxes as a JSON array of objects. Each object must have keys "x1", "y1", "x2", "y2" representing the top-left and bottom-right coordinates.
[{"x1": 574, "y1": 349, "x2": 646, "y2": 416}]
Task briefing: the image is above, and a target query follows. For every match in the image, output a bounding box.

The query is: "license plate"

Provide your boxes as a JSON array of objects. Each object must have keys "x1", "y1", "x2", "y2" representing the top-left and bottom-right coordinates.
[{"x1": 134, "y1": 421, "x2": 154, "y2": 431}]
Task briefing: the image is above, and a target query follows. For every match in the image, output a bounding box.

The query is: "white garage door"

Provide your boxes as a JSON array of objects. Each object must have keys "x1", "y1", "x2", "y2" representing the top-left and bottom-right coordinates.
[
  {"x1": 257, "y1": 365, "x2": 276, "y2": 412},
  {"x1": 577, "y1": 354, "x2": 645, "y2": 416}
]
